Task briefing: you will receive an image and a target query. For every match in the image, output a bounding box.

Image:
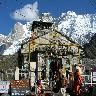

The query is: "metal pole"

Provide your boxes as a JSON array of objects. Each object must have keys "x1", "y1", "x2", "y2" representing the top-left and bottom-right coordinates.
[
  {"x1": 91, "y1": 68, "x2": 93, "y2": 86},
  {"x1": 35, "y1": 53, "x2": 38, "y2": 96},
  {"x1": 28, "y1": 38, "x2": 31, "y2": 95},
  {"x1": 29, "y1": 39, "x2": 31, "y2": 72}
]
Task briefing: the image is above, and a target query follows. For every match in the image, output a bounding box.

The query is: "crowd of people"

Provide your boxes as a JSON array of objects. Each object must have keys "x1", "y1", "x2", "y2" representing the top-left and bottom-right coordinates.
[
  {"x1": 36, "y1": 60, "x2": 85, "y2": 96},
  {"x1": 36, "y1": 69, "x2": 84, "y2": 96},
  {"x1": 49, "y1": 61, "x2": 83, "y2": 96}
]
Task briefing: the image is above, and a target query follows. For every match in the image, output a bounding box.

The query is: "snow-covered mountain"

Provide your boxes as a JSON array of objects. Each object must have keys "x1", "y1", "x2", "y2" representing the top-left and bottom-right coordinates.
[
  {"x1": 58, "y1": 11, "x2": 96, "y2": 45},
  {"x1": 0, "y1": 34, "x2": 9, "y2": 54},
  {"x1": 0, "y1": 34, "x2": 7, "y2": 43},
  {"x1": 0, "y1": 22, "x2": 32, "y2": 55},
  {"x1": 1, "y1": 11, "x2": 96, "y2": 55}
]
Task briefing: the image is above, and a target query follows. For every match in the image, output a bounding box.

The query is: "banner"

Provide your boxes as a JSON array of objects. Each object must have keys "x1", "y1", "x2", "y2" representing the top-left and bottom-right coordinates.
[
  {"x1": 0, "y1": 81, "x2": 10, "y2": 93},
  {"x1": 11, "y1": 79, "x2": 30, "y2": 96}
]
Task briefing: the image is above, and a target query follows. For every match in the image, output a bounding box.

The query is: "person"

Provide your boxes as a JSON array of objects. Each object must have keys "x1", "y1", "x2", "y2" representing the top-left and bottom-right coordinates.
[
  {"x1": 73, "y1": 69, "x2": 83, "y2": 96},
  {"x1": 68, "y1": 72, "x2": 74, "y2": 96},
  {"x1": 66, "y1": 68, "x2": 70, "y2": 79},
  {"x1": 37, "y1": 80, "x2": 43, "y2": 96}
]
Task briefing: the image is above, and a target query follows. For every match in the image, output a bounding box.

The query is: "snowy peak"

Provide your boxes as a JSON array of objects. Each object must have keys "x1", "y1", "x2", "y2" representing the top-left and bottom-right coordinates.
[
  {"x1": 58, "y1": 11, "x2": 96, "y2": 45},
  {"x1": 0, "y1": 34, "x2": 7, "y2": 38},
  {"x1": 2, "y1": 11, "x2": 96, "y2": 55},
  {"x1": 0, "y1": 34, "x2": 7, "y2": 43},
  {"x1": 7, "y1": 22, "x2": 25, "y2": 42},
  {"x1": 3, "y1": 22, "x2": 32, "y2": 55}
]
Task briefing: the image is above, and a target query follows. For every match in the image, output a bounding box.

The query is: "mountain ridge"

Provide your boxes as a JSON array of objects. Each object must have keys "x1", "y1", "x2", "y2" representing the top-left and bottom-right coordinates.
[{"x1": 1, "y1": 11, "x2": 96, "y2": 55}]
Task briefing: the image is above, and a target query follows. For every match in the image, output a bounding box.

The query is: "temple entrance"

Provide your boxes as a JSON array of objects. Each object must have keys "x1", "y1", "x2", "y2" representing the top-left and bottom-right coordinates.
[{"x1": 49, "y1": 59, "x2": 62, "y2": 81}]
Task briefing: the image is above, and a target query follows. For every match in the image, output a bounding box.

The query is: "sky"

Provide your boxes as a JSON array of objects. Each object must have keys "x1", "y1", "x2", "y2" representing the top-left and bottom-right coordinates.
[{"x1": 0, "y1": 0, "x2": 96, "y2": 35}]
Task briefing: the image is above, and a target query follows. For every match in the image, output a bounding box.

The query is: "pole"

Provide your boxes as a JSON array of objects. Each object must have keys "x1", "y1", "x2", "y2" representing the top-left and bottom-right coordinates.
[
  {"x1": 35, "y1": 53, "x2": 38, "y2": 96},
  {"x1": 91, "y1": 68, "x2": 93, "y2": 86},
  {"x1": 29, "y1": 38, "x2": 31, "y2": 71},
  {"x1": 28, "y1": 38, "x2": 31, "y2": 95}
]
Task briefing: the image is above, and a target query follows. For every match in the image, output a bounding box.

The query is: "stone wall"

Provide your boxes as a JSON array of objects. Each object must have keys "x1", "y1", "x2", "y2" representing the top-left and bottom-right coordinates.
[{"x1": 0, "y1": 54, "x2": 18, "y2": 70}]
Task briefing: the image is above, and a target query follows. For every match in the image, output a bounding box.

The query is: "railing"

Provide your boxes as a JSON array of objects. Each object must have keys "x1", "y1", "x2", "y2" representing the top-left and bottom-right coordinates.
[
  {"x1": 81, "y1": 74, "x2": 96, "y2": 85},
  {"x1": 0, "y1": 69, "x2": 30, "y2": 81}
]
